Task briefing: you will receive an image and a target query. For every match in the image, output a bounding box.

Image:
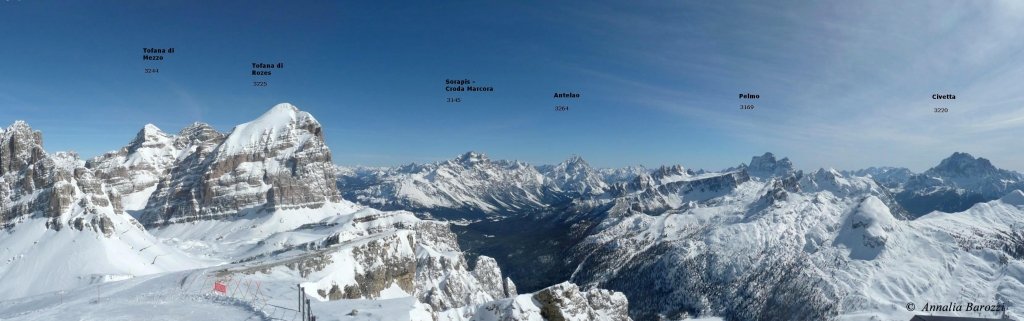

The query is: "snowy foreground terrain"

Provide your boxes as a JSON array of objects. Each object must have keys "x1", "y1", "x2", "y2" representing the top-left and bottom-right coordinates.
[
  {"x1": 0, "y1": 104, "x2": 629, "y2": 321},
  {"x1": 2, "y1": 103, "x2": 1023, "y2": 320}
]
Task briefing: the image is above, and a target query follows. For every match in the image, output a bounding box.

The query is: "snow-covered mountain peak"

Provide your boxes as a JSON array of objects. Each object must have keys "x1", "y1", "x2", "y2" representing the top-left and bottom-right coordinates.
[
  {"x1": 176, "y1": 122, "x2": 218, "y2": 136},
  {"x1": 270, "y1": 102, "x2": 300, "y2": 113},
  {"x1": 137, "y1": 103, "x2": 342, "y2": 227},
  {"x1": 926, "y1": 152, "x2": 1001, "y2": 178},
  {"x1": 563, "y1": 153, "x2": 586, "y2": 165},
  {"x1": 543, "y1": 154, "x2": 608, "y2": 198},
  {"x1": 834, "y1": 195, "x2": 896, "y2": 260},
  {"x1": 1000, "y1": 189, "x2": 1024, "y2": 206},
  {"x1": 453, "y1": 151, "x2": 490, "y2": 166},
  {"x1": 2, "y1": 120, "x2": 36, "y2": 136},
  {"x1": 126, "y1": 124, "x2": 172, "y2": 153},
  {"x1": 85, "y1": 122, "x2": 188, "y2": 212},
  {"x1": 220, "y1": 103, "x2": 321, "y2": 156},
  {"x1": 140, "y1": 123, "x2": 162, "y2": 135},
  {"x1": 173, "y1": 122, "x2": 224, "y2": 151},
  {"x1": 552, "y1": 154, "x2": 595, "y2": 172}
]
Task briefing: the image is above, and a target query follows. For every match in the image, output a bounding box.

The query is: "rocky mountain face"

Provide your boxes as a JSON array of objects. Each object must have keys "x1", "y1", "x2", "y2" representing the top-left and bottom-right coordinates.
[
  {"x1": 85, "y1": 123, "x2": 225, "y2": 211},
  {"x1": 919, "y1": 152, "x2": 1024, "y2": 197},
  {"x1": 0, "y1": 121, "x2": 125, "y2": 233},
  {"x1": 439, "y1": 281, "x2": 632, "y2": 321},
  {"x1": 741, "y1": 152, "x2": 796, "y2": 178},
  {"x1": 133, "y1": 104, "x2": 342, "y2": 227},
  {"x1": 0, "y1": 121, "x2": 207, "y2": 300},
  {"x1": 535, "y1": 154, "x2": 609, "y2": 200}
]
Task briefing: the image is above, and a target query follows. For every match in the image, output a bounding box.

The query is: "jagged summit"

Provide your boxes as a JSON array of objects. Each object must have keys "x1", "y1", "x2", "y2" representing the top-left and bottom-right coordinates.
[
  {"x1": 177, "y1": 121, "x2": 217, "y2": 135},
  {"x1": 126, "y1": 123, "x2": 172, "y2": 152},
  {"x1": 654, "y1": 164, "x2": 687, "y2": 178},
  {"x1": 133, "y1": 103, "x2": 341, "y2": 227},
  {"x1": 544, "y1": 154, "x2": 608, "y2": 198},
  {"x1": 454, "y1": 151, "x2": 490, "y2": 166},
  {"x1": 0, "y1": 121, "x2": 46, "y2": 175},
  {"x1": 565, "y1": 153, "x2": 586, "y2": 164},
  {"x1": 744, "y1": 152, "x2": 795, "y2": 178}
]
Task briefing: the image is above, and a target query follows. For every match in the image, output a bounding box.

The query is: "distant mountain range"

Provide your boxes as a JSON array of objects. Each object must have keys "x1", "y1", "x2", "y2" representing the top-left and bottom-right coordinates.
[
  {"x1": 842, "y1": 152, "x2": 1024, "y2": 217},
  {"x1": 337, "y1": 149, "x2": 1024, "y2": 320},
  {"x1": 3, "y1": 103, "x2": 1023, "y2": 320}
]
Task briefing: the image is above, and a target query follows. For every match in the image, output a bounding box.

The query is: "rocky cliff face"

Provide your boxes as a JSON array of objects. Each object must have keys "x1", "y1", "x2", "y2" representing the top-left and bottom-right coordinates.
[
  {"x1": 137, "y1": 103, "x2": 342, "y2": 227},
  {"x1": 85, "y1": 124, "x2": 205, "y2": 211},
  {"x1": 412, "y1": 219, "x2": 519, "y2": 310},
  {"x1": 1, "y1": 122, "x2": 126, "y2": 233},
  {"x1": 745, "y1": 152, "x2": 795, "y2": 179},
  {"x1": 438, "y1": 281, "x2": 632, "y2": 321},
  {"x1": 218, "y1": 208, "x2": 520, "y2": 312}
]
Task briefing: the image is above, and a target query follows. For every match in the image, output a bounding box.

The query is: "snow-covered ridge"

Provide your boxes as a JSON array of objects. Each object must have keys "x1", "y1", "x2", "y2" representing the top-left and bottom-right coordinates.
[{"x1": 561, "y1": 177, "x2": 1024, "y2": 319}]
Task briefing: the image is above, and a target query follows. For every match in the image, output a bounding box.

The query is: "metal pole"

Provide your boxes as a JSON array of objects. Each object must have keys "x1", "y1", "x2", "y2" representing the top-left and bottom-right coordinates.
[
  {"x1": 298, "y1": 285, "x2": 303, "y2": 321},
  {"x1": 306, "y1": 299, "x2": 311, "y2": 321}
]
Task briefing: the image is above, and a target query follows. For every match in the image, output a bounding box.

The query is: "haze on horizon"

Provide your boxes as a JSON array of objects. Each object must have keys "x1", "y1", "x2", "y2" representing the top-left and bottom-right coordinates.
[{"x1": 2, "y1": 0, "x2": 1022, "y2": 173}]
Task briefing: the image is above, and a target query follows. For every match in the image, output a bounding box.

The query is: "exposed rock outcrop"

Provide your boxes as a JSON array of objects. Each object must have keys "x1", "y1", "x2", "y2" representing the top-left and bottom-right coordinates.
[
  {"x1": 1, "y1": 122, "x2": 126, "y2": 232},
  {"x1": 438, "y1": 281, "x2": 632, "y2": 321},
  {"x1": 137, "y1": 103, "x2": 342, "y2": 227}
]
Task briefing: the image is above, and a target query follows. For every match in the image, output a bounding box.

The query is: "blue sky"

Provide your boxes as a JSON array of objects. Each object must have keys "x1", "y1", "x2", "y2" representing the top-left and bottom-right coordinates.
[{"x1": 2, "y1": 0, "x2": 1023, "y2": 172}]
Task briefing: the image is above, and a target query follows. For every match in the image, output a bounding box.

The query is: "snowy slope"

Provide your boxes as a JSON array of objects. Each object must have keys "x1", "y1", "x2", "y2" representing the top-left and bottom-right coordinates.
[
  {"x1": 0, "y1": 204, "x2": 632, "y2": 320},
  {"x1": 3, "y1": 105, "x2": 641, "y2": 320},
  {"x1": 0, "y1": 215, "x2": 207, "y2": 301},
  {"x1": 561, "y1": 167, "x2": 1024, "y2": 320},
  {"x1": 0, "y1": 122, "x2": 207, "y2": 301}
]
